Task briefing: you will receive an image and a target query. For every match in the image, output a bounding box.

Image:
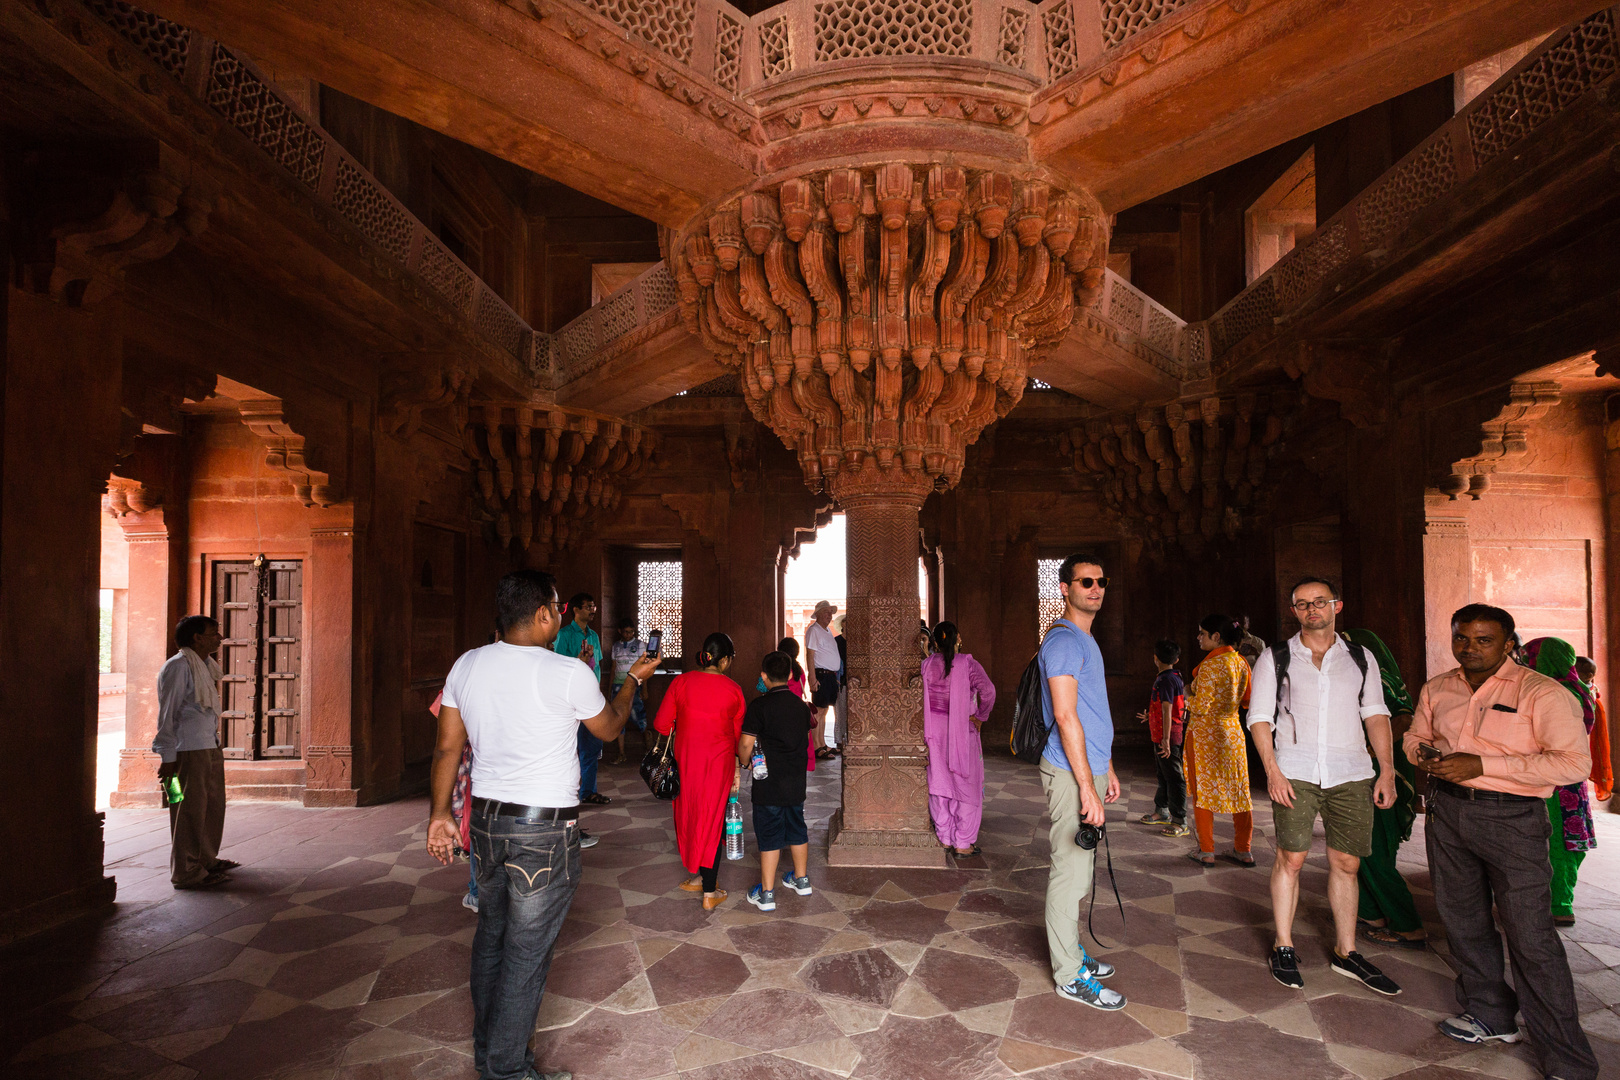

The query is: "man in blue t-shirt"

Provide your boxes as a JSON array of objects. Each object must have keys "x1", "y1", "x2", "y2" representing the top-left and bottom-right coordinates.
[{"x1": 1038, "y1": 552, "x2": 1126, "y2": 1012}]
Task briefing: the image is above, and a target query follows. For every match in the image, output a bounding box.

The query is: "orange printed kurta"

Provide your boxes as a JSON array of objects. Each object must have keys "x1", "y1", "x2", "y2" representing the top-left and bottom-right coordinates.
[{"x1": 1185, "y1": 647, "x2": 1253, "y2": 815}]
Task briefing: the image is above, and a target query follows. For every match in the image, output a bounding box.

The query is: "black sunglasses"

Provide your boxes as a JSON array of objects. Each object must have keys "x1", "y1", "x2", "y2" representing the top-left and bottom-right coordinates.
[{"x1": 1066, "y1": 576, "x2": 1110, "y2": 589}]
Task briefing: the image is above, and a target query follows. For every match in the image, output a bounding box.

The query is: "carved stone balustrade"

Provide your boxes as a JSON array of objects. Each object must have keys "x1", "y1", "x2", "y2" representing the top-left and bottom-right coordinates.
[{"x1": 465, "y1": 404, "x2": 657, "y2": 554}]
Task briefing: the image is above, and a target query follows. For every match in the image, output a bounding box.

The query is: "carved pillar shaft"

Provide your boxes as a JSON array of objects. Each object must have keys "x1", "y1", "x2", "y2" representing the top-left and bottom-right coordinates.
[
  {"x1": 828, "y1": 483, "x2": 940, "y2": 867},
  {"x1": 110, "y1": 508, "x2": 186, "y2": 807}
]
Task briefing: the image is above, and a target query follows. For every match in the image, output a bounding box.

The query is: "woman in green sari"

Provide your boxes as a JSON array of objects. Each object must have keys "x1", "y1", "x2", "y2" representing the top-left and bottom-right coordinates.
[{"x1": 1345, "y1": 629, "x2": 1426, "y2": 948}]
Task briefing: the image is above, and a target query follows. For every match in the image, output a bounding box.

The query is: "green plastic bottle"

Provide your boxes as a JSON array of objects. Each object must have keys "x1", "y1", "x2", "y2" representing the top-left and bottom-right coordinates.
[{"x1": 163, "y1": 774, "x2": 184, "y2": 806}]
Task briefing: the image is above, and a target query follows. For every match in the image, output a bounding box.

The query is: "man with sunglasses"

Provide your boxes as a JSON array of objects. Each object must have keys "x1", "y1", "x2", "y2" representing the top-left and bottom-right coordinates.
[
  {"x1": 1038, "y1": 553, "x2": 1126, "y2": 1011},
  {"x1": 1248, "y1": 576, "x2": 1399, "y2": 996}
]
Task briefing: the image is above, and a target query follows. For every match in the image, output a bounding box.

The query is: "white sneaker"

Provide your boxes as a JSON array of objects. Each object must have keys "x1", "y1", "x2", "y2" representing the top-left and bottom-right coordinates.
[
  {"x1": 1439, "y1": 1013, "x2": 1521, "y2": 1044},
  {"x1": 462, "y1": 893, "x2": 478, "y2": 913}
]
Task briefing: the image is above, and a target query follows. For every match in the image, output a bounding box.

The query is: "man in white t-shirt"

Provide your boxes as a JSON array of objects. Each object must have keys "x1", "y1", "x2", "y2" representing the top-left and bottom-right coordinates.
[{"x1": 427, "y1": 569, "x2": 658, "y2": 1080}]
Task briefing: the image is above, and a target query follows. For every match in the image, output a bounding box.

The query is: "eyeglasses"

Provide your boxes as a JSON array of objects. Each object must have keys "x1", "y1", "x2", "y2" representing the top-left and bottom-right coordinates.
[
  {"x1": 1066, "y1": 576, "x2": 1110, "y2": 589},
  {"x1": 1292, "y1": 598, "x2": 1334, "y2": 611}
]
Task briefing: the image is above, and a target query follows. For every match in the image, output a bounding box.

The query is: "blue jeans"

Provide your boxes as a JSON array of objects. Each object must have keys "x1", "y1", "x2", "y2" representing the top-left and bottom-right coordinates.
[
  {"x1": 470, "y1": 811, "x2": 581, "y2": 1080},
  {"x1": 467, "y1": 847, "x2": 478, "y2": 901},
  {"x1": 577, "y1": 726, "x2": 603, "y2": 796}
]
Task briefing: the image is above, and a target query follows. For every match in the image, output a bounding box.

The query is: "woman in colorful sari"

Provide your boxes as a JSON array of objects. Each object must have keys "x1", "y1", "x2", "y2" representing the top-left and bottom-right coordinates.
[
  {"x1": 1343, "y1": 629, "x2": 1425, "y2": 948},
  {"x1": 923, "y1": 621, "x2": 996, "y2": 858},
  {"x1": 1184, "y1": 614, "x2": 1254, "y2": 867},
  {"x1": 1519, "y1": 637, "x2": 1598, "y2": 927}
]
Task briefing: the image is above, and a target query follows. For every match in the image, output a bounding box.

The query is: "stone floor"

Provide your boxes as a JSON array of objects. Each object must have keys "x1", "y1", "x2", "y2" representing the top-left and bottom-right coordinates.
[{"x1": 5, "y1": 750, "x2": 1620, "y2": 1080}]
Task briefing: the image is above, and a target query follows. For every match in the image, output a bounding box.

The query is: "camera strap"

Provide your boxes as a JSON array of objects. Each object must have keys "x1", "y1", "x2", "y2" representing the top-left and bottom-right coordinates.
[{"x1": 1085, "y1": 825, "x2": 1128, "y2": 953}]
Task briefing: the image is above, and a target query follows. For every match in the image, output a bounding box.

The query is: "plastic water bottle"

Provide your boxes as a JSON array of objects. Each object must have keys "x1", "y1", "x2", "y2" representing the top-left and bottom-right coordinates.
[
  {"x1": 724, "y1": 795, "x2": 744, "y2": 860},
  {"x1": 750, "y1": 747, "x2": 768, "y2": 780},
  {"x1": 162, "y1": 775, "x2": 184, "y2": 806}
]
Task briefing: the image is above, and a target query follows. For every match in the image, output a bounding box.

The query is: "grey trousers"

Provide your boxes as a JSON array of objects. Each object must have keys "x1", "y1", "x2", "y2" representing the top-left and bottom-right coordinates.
[
  {"x1": 1427, "y1": 787, "x2": 1598, "y2": 1080},
  {"x1": 169, "y1": 747, "x2": 226, "y2": 886},
  {"x1": 1040, "y1": 758, "x2": 1108, "y2": 987}
]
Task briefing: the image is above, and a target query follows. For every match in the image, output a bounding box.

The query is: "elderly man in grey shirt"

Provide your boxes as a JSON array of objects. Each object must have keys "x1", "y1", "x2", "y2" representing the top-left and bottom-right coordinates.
[{"x1": 154, "y1": 615, "x2": 238, "y2": 889}]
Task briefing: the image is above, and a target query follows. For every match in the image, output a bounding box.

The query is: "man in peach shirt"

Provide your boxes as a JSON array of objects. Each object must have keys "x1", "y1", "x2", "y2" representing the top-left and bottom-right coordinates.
[{"x1": 1405, "y1": 603, "x2": 1595, "y2": 1080}]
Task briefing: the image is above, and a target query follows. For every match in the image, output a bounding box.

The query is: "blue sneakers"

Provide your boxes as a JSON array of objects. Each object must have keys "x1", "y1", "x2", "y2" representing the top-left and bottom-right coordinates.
[
  {"x1": 780, "y1": 872, "x2": 813, "y2": 895},
  {"x1": 747, "y1": 884, "x2": 776, "y2": 911},
  {"x1": 1081, "y1": 949, "x2": 1115, "y2": 980}
]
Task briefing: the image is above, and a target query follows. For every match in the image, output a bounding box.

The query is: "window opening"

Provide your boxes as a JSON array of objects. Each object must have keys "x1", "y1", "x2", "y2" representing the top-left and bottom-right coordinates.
[
  {"x1": 1038, "y1": 559, "x2": 1065, "y2": 637},
  {"x1": 637, "y1": 559, "x2": 683, "y2": 661},
  {"x1": 1245, "y1": 147, "x2": 1316, "y2": 283}
]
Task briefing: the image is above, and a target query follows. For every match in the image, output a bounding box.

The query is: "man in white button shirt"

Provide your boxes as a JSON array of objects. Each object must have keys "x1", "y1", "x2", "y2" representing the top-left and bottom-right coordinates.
[
  {"x1": 1249, "y1": 576, "x2": 1401, "y2": 997},
  {"x1": 426, "y1": 569, "x2": 658, "y2": 1080}
]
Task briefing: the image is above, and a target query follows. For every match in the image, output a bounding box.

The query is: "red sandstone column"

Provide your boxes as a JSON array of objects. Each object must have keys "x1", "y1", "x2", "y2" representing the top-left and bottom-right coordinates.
[
  {"x1": 110, "y1": 507, "x2": 185, "y2": 808},
  {"x1": 828, "y1": 478, "x2": 944, "y2": 867},
  {"x1": 304, "y1": 520, "x2": 359, "y2": 806},
  {"x1": 0, "y1": 286, "x2": 121, "y2": 938}
]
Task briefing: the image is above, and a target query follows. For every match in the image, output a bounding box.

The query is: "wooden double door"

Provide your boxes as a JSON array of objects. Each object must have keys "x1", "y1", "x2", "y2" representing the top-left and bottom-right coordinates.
[{"x1": 213, "y1": 559, "x2": 303, "y2": 759}]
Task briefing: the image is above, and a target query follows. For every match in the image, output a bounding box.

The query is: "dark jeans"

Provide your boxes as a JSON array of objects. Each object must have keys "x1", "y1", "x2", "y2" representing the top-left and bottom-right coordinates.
[
  {"x1": 577, "y1": 725, "x2": 602, "y2": 796},
  {"x1": 1152, "y1": 740, "x2": 1186, "y2": 824},
  {"x1": 470, "y1": 810, "x2": 581, "y2": 1080},
  {"x1": 1427, "y1": 788, "x2": 1597, "y2": 1080}
]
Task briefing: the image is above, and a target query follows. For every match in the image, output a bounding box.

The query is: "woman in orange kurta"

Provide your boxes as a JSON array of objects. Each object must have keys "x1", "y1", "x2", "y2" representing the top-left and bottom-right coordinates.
[
  {"x1": 654, "y1": 632, "x2": 746, "y2": 910},
  {"x1": 1184, "y1": 614, "x2": 1254, "y2": 867}
]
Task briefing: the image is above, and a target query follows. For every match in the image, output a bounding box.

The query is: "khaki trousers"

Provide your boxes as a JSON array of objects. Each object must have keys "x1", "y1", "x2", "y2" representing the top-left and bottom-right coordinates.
[
  {"x1": 169, "y1": 746, "x2": 227, "y2": 886},
  {"x1": 1040, "y1": 757, "x2": 1109, "y2": 986}
]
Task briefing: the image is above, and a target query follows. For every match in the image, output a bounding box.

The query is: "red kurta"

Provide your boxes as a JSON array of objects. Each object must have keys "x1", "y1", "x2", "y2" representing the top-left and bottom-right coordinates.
[{"x1": 653, "y1": 671, "x2": 746, "y2": 873}]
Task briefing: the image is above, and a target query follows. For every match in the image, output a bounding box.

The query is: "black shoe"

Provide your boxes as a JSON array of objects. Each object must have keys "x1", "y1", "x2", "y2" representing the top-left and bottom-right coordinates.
[
  {"x1": 1270, "y1": 946, "x2": 1304, "y2": 989},
  {"x1": 1330, "y1": 950, "x2": 1401, "y2": 996}
]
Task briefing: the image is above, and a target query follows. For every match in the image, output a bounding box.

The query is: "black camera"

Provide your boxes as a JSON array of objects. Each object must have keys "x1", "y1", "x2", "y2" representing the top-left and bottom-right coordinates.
[{"x1": 1075, "y1": 822, "x2": 1105, "y2": 850}]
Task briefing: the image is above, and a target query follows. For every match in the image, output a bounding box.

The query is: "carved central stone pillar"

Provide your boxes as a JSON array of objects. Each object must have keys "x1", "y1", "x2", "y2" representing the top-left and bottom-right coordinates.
[{"x1": 670, "y1": 161, "x2": 1109, "y2": 865}]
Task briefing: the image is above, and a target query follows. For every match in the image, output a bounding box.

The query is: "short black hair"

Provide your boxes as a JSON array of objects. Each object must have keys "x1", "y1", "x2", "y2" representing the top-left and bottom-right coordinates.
[
  {"x1": 1451, "y1": 603, "x2": 1515, "y2": 637},
  {"x1": 568, "y1": 592, "x2": 595, "y2": 609},
  {"x1": 1154, "y1": 639, "x2": 1181, "y2": 664},
  {"x1": 1290, "y1": 576, "x2": 1339, "y2": 601},
  {"x1": 1059, "y1": 551, "x2": 1105, "y2": 584},
  {"x1": 761, "y1": 651, "x2": 792, "y2": 682},
  {"x1": 497, "y1": 570, "x2": 558, "y2": 634},
  {"x1": 618, "y1": 616, "x2": 637, "y2": 630},
  {"x1": 175, "y1": 615, "x2": 218, "y2": 648}
]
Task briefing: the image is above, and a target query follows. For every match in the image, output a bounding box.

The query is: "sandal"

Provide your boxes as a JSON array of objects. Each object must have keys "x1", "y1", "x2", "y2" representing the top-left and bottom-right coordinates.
[
  {"x1": 814, "y1": 748, "x2": 836, "y2": 761},
  {"x1": 1218, "y1": 849, "x2": 1256, "y2": 867},
  {"x1": 702, "y1": 890, "x2": 727, "y2": 911},
  {"x1": 1358, "y1": 924, "x2": 1428, "y2": 950},
  {"x1": 209, "y1": 859, "x2": 242, "y2": 873},
  {"x1": 679, "y1": 877, "x2": 705, "y2": 893},
  {"x1": 951, "y1": 845, "x2": 982, "y2": 857},
  {"x1": 581, "y1": 792, "x2": 611, "y2": 805},
  {"x1": 1186, "y1": 850, "x2": 1215, "y2": 867}
]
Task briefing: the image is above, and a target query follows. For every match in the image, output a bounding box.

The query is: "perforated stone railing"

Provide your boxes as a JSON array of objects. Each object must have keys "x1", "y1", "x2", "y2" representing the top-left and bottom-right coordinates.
[
  {"x1": 555, "y1": 0, "x2": 1209, "y2": 93},
  {"x1": 1204, "y1": 7, "x2": 1619, "y2": 365},
  {"x1": 82, "y1": 0, "x2": 550, "y2": 377},
  {"x1": 552, "y1": 263, "x2": 682, "y2": 386},
  {"x1": 1087, "y1": 270, "x2": 1197, "y2": 378}
]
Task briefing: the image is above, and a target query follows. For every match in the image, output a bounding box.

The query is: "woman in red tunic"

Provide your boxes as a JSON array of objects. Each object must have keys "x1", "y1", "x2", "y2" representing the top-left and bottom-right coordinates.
[{"x1": 654, "y1": 631, "x2": 746, "y2": 911}]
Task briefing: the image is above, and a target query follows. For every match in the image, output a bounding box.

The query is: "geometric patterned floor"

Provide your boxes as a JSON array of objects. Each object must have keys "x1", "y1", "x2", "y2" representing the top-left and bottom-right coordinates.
[{"x1": 4, "y1": 750, "x2": 1618, "y2": 1080}]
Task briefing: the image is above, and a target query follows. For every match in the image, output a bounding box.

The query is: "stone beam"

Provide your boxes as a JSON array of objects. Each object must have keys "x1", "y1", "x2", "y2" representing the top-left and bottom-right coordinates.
[
  {"x1": 139, "y1": 0, "x2": 758, "y2": 226},
  {"x1": 1034, "y1": 0, "x2": 1604, "y2": 211},
  {"x1": 1029, "y1": 311, "x2": 1183, "y2": 411},
  {"x1": 555, "y1": 314, "x2": 726, "y2": 415}
]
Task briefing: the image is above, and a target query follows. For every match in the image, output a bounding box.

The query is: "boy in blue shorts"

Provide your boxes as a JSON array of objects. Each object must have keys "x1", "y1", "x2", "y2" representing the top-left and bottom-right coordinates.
[{"x1": 739, "y1": 651, "x2": 815, "y2": 911}]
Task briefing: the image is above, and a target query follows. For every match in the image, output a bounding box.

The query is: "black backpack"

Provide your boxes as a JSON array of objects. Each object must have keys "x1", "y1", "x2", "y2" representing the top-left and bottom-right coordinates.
[
  {"x1": 1010, "y1": 653, "x2": 1048, "y2": 761},
  {"x1": 1010, "y1": 623, "x2": 1078, "y2": 762}
]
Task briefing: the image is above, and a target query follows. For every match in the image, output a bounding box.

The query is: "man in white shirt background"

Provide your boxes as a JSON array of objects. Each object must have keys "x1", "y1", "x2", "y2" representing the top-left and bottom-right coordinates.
[
  {"x1": 154, "y1": 615, "x2": 240, "y2": 890},
  {"x1": 427, "y1": 570, "x2": 657, "y2": 1080},
  {"x1": 1248, "y1": 576, "x2": 1401, "y2": 997},
  {"x1": 805, "y1": 600, "x2": 840, "y2": 758}
]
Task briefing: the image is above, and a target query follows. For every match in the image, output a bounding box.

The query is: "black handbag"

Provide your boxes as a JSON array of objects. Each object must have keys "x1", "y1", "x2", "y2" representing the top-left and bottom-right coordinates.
[{"x1": 640, "y1": 731, "x2": 680, "y2": 800}]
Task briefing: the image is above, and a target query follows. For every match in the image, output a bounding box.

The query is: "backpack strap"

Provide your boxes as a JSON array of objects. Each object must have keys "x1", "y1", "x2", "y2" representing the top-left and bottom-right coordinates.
[{"x1": 1269, "y1": 641, "x2": 1292, "y2": 742}]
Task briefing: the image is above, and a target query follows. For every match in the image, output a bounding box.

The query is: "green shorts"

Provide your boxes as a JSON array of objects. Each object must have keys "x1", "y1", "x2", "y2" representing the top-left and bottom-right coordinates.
[{"x1": 1272, "y1": 777, "x2": 1374, "y2": 857}]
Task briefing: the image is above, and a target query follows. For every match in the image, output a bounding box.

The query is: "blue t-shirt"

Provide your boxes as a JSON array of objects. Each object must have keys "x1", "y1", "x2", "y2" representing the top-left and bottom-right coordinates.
[{"x1": 1039, "y1": 619, "x2": 1114, "y2": 778}]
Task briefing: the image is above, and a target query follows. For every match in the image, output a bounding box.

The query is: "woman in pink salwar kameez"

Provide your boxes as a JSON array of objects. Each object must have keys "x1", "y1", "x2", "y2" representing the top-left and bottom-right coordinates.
[{"x1": 923, "y1": 621, "x2": 997, "y2": 857}]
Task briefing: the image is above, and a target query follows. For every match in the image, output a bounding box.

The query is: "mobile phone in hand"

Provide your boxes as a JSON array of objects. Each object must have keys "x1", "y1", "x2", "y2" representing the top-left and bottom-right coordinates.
[
  {"x1": 645, "y1": 629, "x2": 662, "y2": 656},
  {"x1": 1417, "y1": 742, "x2": 1442, "y2": 762}
]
